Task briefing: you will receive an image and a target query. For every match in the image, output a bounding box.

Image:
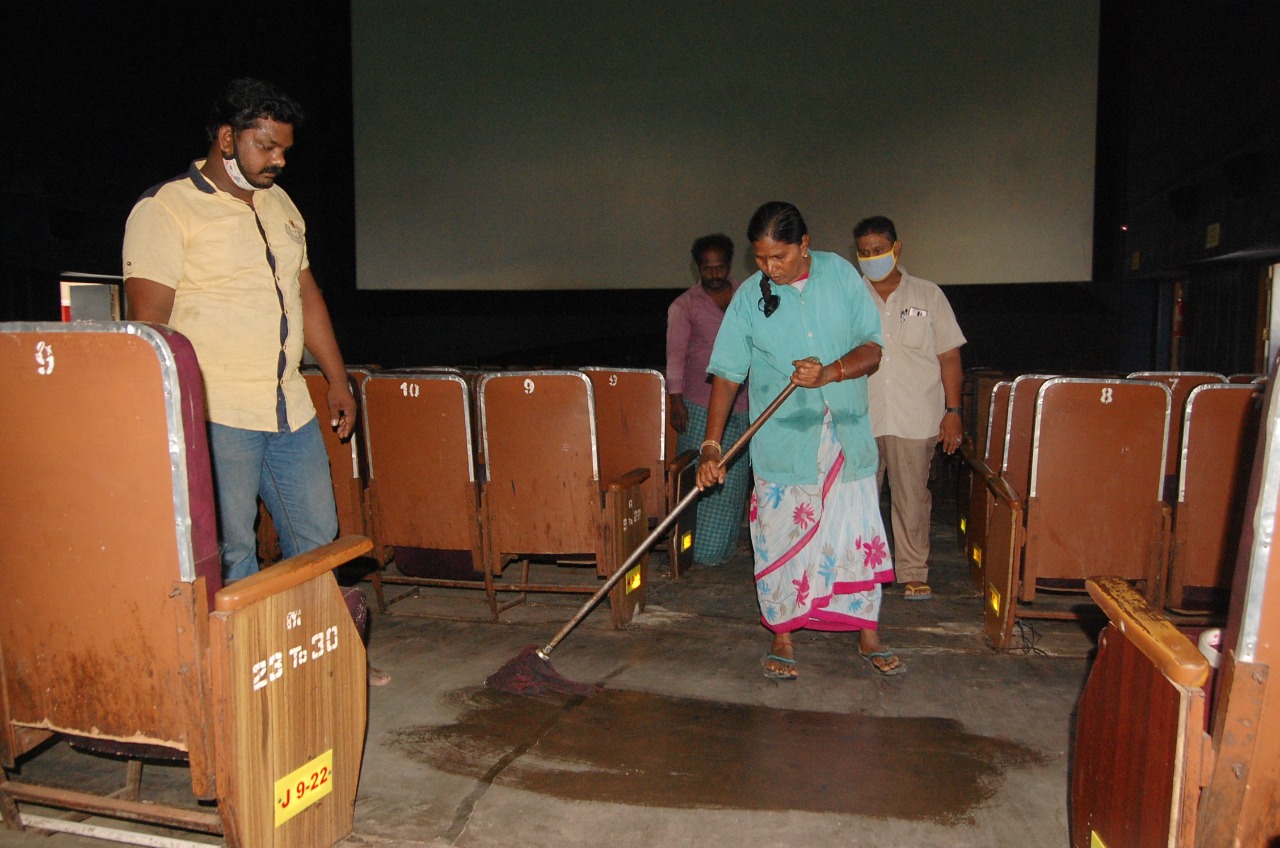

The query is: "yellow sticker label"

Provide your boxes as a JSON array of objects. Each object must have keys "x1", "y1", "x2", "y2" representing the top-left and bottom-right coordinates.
[
  {"x1": 972, "y1": 545, "x2": 983, "y2": 567},
  {"x1": 959, "y1": 517, "x2": 967, "y2": 534},
  {"x1": 1091, "y1": 831, "x2": 1108, "y2": 848},
  {"x1": 274, "y1": 749, "x2": 333, "y2": 827},
  {"x1": 680, "y1": 531, "x2": 693, "y2": 552},
  {"x1": 625, "y1": 564, "x2": 642, "y2": 594},
  {"x1": 988, "y1": 584, "x2": 1001, "y2": 615}
]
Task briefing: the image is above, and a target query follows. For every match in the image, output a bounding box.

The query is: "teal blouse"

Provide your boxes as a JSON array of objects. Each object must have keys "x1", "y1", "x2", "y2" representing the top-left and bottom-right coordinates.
[{"x1": 708, "y1": 250, "x2": 883, "y2": 484}]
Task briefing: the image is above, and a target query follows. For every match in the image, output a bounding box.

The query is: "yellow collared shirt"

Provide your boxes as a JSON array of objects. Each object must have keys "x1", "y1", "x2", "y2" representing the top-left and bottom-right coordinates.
[{"x1": 123, "y1": 160, "x2": 314, "y2": 432}]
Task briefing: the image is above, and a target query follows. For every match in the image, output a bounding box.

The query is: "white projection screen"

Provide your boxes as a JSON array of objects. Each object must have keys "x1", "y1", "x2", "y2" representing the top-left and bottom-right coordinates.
[{"x1": 352, "y1": 2, "x2": 1098, "y2": 290}]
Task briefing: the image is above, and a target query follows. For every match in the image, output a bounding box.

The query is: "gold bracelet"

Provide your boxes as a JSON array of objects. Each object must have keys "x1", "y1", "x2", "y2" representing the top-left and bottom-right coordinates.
[
  {"x1": 836, "y1": 358, "x2": 846, "y2": 382},
  {"x1": 700, "y1": 439, "x2": 722, "y2": 453}
]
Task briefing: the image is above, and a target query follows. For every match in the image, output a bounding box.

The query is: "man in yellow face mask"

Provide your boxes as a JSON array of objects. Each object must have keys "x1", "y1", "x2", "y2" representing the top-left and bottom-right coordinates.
[{"x1": 854, "y1": 216, "x2": 966, "y2": 601}]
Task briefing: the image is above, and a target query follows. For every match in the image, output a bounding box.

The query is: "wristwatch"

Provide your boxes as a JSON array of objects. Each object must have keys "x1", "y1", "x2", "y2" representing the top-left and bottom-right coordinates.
[{"x1": 945, "y1": 406, "x2": 963, "y2": 416}]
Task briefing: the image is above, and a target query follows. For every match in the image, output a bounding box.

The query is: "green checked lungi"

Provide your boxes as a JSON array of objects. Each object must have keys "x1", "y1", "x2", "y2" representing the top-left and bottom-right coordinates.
[{"x1": 678, "y1": 400, "x2": 751, "y2": 565}]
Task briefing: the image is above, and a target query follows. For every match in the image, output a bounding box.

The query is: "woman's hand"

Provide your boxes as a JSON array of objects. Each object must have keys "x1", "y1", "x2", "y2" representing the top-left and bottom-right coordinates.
[{"x1": 790, "y1": 356, "x2": 830, "y2": 388}]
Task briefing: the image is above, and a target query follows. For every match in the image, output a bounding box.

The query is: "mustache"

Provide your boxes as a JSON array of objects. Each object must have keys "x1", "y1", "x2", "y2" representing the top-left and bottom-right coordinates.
[{"x1": 261, "y1": 166, "x2": 283, "y2": 176}]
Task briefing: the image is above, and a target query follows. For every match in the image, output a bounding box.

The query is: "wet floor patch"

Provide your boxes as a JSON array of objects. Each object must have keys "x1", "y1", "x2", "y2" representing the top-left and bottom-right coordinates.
[{"x1": 390, "y1": 687, "x2": 1048, "y2": 825}]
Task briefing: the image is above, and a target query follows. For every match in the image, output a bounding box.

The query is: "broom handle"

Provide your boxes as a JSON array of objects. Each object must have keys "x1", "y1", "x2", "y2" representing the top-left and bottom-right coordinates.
[{"x1": 538, "y1": 379, "x2": 800, "y2": 659}]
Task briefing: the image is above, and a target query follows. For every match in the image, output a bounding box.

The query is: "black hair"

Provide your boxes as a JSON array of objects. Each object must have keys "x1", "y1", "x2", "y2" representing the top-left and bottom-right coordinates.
[
  {"x1": 853, "y1": 215, "x2": 898, "y2": 243},
  {"x1": 747, "y1": 201, "x2": 808, "y2": 317},
  {"x1": 691, "y1": 233, "x2": 734, "y2": 265},
  {"x1": 206, "y1": 78, "x2": 305, "y2": 142},
  {"x1": 747, "y1": 201, "x2": 808, "y2": 246}
]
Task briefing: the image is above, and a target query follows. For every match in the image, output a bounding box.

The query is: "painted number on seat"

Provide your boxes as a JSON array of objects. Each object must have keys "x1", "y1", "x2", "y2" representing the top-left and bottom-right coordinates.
[
  {"x1": 34, "y1": 341, "x2": 55, "y2": 375},
  {"x1": 400, "y1": 381, "x2": 419, "y2": 397},
  {"x1": 1100, "y1": 387, "x2": 1113, "y2": 404},
  {"x1": 523, "y1": 378, "x2": 535, "y2": 394},
  {"x1": 251, "y1": 624, "x2": 340, "y2": 691},
  {"x1": 274, "y1": 749, "x2": 334, "y2": 826}
]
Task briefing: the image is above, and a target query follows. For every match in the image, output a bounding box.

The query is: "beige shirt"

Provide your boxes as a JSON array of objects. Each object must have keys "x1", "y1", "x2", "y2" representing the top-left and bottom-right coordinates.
[
  {"x1": 864, "y1": 270, "x2": 966, "y2": 439},
  {"x1": 123, "y1": 161, "x2": 314, "y2": 432}
]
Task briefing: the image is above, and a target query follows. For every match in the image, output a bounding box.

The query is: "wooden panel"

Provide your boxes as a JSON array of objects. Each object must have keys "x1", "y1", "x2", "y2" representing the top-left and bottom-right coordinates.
[
  {"x1": 982, "y1": 485, "x2": 1023, "y2": 649},
  {"x1": 604, "y1": 483, "x2": 649, "y2": 627},
  {"x1": 1023, "y1": 379, "x2": 1169, "y2": 590},
  {"x1": 965, "y1": 381, "x2": 1012, "y2": 591},
  {"x1": 665, "y1": 450, "x2": 698, "y2": 578},
  {"x1": 1169, "y1": 384, "x2": 1262, "y2": 611},
  {"x1": 583, "y1": 368, "x2": 666, "y2": 520},
  {"x1": 0, "y1": 327, "x2": 201, "y2": 749},
  {"x1": 211, "y1": 572, "x2": 365, "y2": 848},
  {"x1": 362, "y1": 372, "x2": 479, "y2": 551},
  {"x1": 1071, "y1": 622, "x2": 1203, "y2": 848},
  {"x1": 481, "y1": 372, "x2": 599, "y2": 559}
]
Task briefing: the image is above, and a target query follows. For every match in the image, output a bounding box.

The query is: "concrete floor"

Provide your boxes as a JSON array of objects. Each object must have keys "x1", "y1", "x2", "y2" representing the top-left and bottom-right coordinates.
[{"x1": 1, "y1": 476, "x2": 1095, "y2": 847}]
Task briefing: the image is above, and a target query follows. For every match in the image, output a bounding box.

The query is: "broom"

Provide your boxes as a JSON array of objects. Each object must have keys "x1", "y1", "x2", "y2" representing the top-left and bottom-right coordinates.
[{"x1": 486, "y1": 379, "x2": 800, "y2": 696}]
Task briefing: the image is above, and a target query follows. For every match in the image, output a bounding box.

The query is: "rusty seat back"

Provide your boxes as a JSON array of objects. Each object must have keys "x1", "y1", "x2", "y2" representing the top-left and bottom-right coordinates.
[{"x1": 0, "y1": 322, "x2": 371, "y2": 847}]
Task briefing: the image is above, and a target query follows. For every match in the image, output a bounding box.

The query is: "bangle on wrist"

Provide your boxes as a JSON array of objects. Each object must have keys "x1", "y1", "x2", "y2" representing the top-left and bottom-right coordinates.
[
  {"x1": 835, "y1": 358, "x2": 846, "y2": 382},
  {"x1": 700, "y1": 439, "x2": 722, "y2": 453},
  {"x1": 945, "y1": 406, "x2": 963, "y2": 417}
]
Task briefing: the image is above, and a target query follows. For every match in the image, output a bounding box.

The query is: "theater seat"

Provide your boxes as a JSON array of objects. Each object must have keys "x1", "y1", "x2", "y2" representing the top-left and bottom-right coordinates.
[
  {"x1": 479, "y1": 370, "x2": 650, "y2": 627},
  {"x1": 0, "y1": 322, "x2": 370, "y2": 847}
]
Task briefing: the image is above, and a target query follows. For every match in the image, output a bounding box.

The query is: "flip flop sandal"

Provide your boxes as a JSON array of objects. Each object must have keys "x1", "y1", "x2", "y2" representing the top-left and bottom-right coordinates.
[
  {"x1": 859, "y1": 650, "x2": 906, "y2": 676},
  {"x1": 760, "y1": 654, "x2": 798, "y2": 680},
  {"x1": 904, "y1": 583, "x2": 933, "y2": 600}
]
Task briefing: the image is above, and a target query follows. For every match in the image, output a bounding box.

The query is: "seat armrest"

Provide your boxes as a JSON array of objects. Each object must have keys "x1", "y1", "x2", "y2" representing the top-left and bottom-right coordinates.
[
  {"x1": 666, "y1": 449, "x2": 697, "y2": 476},
  {"x1": 606, "y1": 467, "x2": 651, "y2": 492},
  {"x1": 213, "y1": 535, "x2": 373, "y2": 612},
  {"x1": 1086, "y1": 576, "x2": 1208, "y2": 688}
]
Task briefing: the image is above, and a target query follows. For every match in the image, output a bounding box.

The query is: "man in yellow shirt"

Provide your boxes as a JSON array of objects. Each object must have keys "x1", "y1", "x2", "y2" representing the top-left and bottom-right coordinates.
[{"x1": 123, "y1": 79, "x2": 386, "y2": 683}]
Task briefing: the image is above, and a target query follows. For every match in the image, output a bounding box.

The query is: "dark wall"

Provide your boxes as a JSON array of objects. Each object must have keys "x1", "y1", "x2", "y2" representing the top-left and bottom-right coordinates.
[
  {"x1": 3, "y1": 2, "x2": 357, "y2": 323},
  {"x1": 9, "y1": 2, "x2": 1272, "y2": 377}
]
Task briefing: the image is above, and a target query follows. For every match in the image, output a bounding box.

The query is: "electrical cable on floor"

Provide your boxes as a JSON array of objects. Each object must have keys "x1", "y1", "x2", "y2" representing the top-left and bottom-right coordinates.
[{"x1": 992, "y1": 619, "x2": 1048, "y2": 656}]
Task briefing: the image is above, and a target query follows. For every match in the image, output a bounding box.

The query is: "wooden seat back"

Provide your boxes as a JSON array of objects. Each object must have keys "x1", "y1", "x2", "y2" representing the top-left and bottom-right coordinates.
[
  {"x1": 481, "y1": 371, "x2": 601, "y2": 560},
  {"x1": 0, "y1": 322, "x2": 370, "y2": 847},
  {"x1": 581, "y1": 367, "x2": 666, "y2": 520},
  {"x1": 1024, "y1": 378, "x2": 1170, "y2": 590},
  {"x1": 1128, "y1": 371, "x2": 1226, "y2": 478},
  {"x1": 1000, "y1": 374, "x2": 1056, "y2": 502},
  {"x1": 1169, "y1": 383, "x2": 1262, "y2": 612},
  {"x1": 479, "y1": 371, "x2": 649, "y2": 626},
  {"x1": 363, "y1": 371, "x2": 480, "y2": 554},
  {"x1": 984, "y1": 378, "x2": 1171, "y2": 647},
  {"x1": 0, "y1": 322, "x2": 219, "y2": 774},
  {"x1": 584, "y1": 367, "x2": 696, "y2": 577}
]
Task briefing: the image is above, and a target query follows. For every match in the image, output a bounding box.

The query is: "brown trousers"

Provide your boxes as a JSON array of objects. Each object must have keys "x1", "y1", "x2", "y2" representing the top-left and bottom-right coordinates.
[{"x1": 875, "y1": 435, "x2": 937, "y2": 584}]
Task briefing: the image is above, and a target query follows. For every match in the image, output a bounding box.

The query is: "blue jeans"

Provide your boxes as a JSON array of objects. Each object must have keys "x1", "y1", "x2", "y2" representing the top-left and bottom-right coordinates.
[{"x1": 209, "y1": 418, "x2": 338, "y2": 583}]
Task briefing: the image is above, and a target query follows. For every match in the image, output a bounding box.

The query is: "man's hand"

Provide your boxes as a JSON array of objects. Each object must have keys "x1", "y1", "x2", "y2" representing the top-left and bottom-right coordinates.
[
  {"x1": 938, "y1": 411, "x2": 963, "y2": 454},
  {"x1": 670, "y1": 394, "x2": 689, "y2": 433},
  {"x1": 328, "y1": 380, "x2": 357, "y2": 440}
]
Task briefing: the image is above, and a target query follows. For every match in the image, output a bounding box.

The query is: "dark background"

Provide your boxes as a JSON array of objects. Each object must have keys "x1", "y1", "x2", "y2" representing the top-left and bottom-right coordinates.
[{"x1": 5, "y1": 2, "x2": 1279, "y2": 375}]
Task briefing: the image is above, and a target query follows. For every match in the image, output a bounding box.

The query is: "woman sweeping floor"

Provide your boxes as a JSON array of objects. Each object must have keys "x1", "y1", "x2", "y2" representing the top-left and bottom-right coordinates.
[{"x1": 696, "y1": 201, "x2": 904, "y2": 679}]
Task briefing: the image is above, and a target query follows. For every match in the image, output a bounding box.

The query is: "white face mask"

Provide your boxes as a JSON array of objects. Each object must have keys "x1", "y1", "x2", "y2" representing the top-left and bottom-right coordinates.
[
  {"x1": 222, "y1": 154, "x2": 257, "y2": 191},
  {"x1": 859, "y1": 249, "x2": 897, "y2": 282}
]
